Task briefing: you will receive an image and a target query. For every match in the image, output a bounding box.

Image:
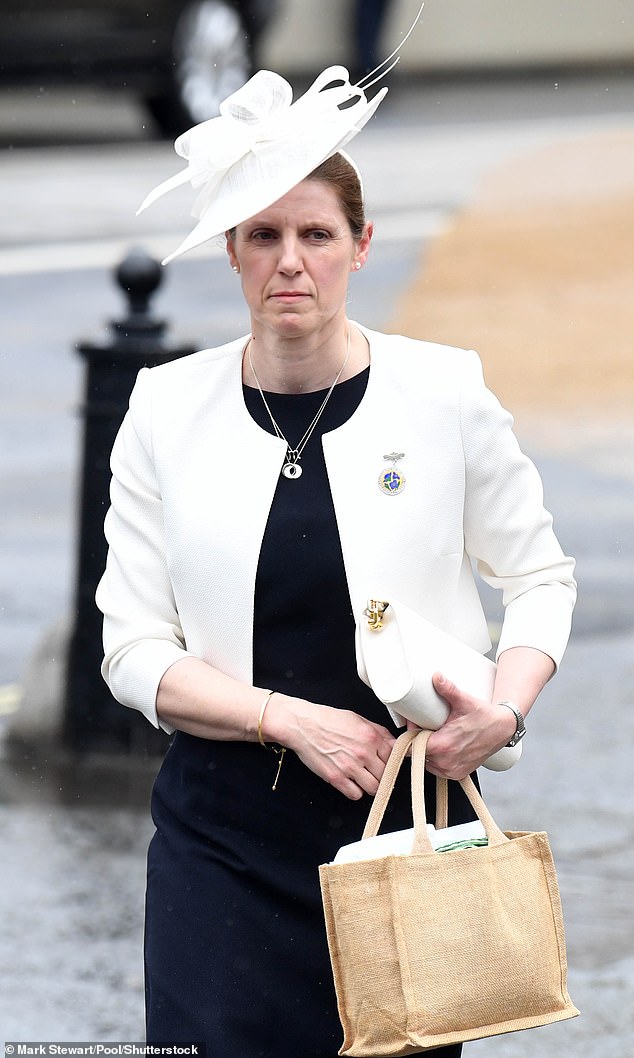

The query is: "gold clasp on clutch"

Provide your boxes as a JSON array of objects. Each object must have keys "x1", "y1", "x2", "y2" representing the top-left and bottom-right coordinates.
[{"x1": 365, "y1": 599, "x2": 389, "y2": 631}]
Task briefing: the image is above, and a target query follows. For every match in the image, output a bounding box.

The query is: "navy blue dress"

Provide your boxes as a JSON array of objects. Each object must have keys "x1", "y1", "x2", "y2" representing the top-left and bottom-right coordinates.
[{"x1": 144, "y1": 369, "x2": 470, "y2": 1055}]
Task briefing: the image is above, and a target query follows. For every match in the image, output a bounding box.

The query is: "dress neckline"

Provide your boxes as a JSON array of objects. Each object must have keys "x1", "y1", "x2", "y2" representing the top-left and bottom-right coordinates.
[
  {"x1": 243, "y1": 365, "x2": 370, "y2": 401},
  {"x1": 242, "y1": 366, "x2": 370, "y2": 440}
]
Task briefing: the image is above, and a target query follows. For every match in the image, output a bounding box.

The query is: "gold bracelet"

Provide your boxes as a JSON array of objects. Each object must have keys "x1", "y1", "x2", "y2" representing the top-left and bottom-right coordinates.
[{"x1": 257, "y1": 690, "x2": 286, "y2": 791}]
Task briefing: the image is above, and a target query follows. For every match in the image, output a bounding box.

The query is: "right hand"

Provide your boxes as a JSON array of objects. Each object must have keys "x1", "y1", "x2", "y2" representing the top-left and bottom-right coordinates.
[{"x1": 265, "y1": 694, "x2": 396, "y2": 801}]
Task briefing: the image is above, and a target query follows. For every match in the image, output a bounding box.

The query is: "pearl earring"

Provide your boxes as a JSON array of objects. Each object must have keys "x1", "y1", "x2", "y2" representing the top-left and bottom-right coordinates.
[
  {"x1": 354, "y1": 261, "x2": 361, "y2": 271},
  {"x1": 232, "y1": 265, "x2": 239, "y2": 273}
]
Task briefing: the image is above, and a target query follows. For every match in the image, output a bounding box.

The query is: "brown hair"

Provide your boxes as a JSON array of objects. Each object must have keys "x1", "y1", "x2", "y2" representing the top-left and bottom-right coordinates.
[{"x1": 306, "y1": 153, "x2": 366, "y2": 239}]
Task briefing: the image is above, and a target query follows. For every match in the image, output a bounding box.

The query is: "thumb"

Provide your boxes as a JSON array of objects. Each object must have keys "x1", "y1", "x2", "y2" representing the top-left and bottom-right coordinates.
[{"x1": 432, "y1": 672, "x2": 468, "y2": 712}]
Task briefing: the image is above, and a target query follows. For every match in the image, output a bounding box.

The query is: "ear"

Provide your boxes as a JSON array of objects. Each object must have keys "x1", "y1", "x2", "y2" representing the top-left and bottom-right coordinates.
[
  {"x1": 353, "y1": 221, "x2": 373, "y2": 270},
  {"x1": 225, "y1": 231, "x2": 239, "y2": 271}
]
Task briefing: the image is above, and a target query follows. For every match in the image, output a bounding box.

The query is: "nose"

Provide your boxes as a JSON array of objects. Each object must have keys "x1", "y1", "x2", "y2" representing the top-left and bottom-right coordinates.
[{"x1": 277, "y1": 234, "x2": 303, "y2": 276}]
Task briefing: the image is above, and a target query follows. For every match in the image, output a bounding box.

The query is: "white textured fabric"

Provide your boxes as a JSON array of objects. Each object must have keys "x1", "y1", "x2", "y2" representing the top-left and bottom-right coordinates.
[{"x1": 96, "y1": 327, "x2": 576, "y2": 730}]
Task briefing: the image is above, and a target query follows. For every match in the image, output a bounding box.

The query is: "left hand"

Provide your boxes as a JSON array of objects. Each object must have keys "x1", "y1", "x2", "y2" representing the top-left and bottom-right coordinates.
[{"x1": 422, "y1": 673, "x2": 517, "y2": 780}]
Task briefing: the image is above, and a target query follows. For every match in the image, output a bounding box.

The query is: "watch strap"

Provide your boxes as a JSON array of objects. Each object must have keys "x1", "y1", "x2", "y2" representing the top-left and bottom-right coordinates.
[{"x1": 498, "y1": 701, "x2": 526, "y2": 747}]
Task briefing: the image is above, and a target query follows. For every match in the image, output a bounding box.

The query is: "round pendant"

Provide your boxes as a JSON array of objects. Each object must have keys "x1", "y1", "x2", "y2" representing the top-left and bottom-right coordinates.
[
  {"x1": 282, "y1": 462, "x2": 302, "y2": 480},
  {"x1": 378, "y1": 468, "x2": 406, "y2": 495}
]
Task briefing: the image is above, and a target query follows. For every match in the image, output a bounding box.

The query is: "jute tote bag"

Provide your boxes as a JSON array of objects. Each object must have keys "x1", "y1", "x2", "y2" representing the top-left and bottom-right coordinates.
[{"x1": 319, "y1": 729, "x2": 579, "y2": 1056}]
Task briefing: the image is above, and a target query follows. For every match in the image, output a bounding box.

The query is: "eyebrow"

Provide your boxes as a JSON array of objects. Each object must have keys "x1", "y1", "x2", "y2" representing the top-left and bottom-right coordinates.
[
  {"x1": 245, "y1": 210, "x2": 340, "y2": 227},
  {"x1": 242, "y1": 217, "x2": 338, "y2": 233}
]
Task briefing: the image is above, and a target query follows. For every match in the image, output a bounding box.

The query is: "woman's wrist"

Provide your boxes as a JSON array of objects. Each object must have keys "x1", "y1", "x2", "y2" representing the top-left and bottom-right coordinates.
[
  {"x1": 255, "y1": 689, "x2": 287, "y2": 791},
  {"x1": 257, "y1": 690, "x2": 306, "y2": 751},
  {"x1": 492, "y1": 701, "x2": 520, "y2": 744},
  {"x1": 256, "y1": 690, "x2": 277, "y2": 746}
]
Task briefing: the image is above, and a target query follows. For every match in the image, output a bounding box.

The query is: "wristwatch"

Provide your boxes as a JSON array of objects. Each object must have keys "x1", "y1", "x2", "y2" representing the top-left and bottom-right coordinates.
[{"x1": 498, "y1": 701, "x2": 526, "y2": 747}]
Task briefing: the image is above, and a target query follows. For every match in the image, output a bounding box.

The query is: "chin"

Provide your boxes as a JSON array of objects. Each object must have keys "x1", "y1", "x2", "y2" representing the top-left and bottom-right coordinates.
[{"x1": 271, "y1": 314, "x2": 315, "y2": 338}]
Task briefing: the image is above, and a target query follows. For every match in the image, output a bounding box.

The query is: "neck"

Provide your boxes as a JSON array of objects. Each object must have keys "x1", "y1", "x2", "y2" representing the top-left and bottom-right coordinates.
[{"x1": 243, "y1": 319, "x2": 368, "y2": 394}]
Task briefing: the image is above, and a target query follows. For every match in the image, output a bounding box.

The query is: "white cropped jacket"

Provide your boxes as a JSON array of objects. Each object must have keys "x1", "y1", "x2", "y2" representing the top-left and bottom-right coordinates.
[{"x1": 96, "y1": 326, "x2": 576, "y2": 731}]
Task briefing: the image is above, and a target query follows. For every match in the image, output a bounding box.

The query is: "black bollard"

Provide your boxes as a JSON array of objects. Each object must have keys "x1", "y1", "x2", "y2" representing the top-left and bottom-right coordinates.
[{"x1": 65, "y1": 248, "x2": 196, "y2": 754}]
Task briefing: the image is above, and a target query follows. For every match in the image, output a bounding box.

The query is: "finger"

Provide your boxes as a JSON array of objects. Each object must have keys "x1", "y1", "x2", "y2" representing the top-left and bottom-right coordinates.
[
  {"x1": 426, "y1": 744, "x2": 476, "y2": 782},
  {"x1": 377, "y1": 737, "x2": 396, "y2": 763},
  {"x1": 317, "y1": 759, "x2": 363, "y2": 800},
  {"x1": 353, "y1": 767, "x2": 382, "y2": 798},
  {"x1": 432, "y1": 671, "x2": 460, "y2": 701},
  {"x1": 425, "y1": 757, "x2": 458, "y2": 781},
  {"x1": 432, "y1": 673, "x2": 481, "y2": 718},
  {"x1": 337, "y1": 746, "x2": 388, "y2": 797},
  {"x1": 320, "y1": 750, "x2": 380, "y2": 800},
  {"x1": 342, "y1": 780, "x2": 365, "y2": 801},
  {"x1": 336, "y1": 739, "x2": 389, "y2": 787},
  {"x1": 423, "y1": 750, "x2": 450, "y2": 779},
  {"x1": 363, "y1": 751, "x2": 390, "y2": 785},
  {"x1": 369, "y1": 722, "x2": 398, "y2": 748},
  {"x1": 335, "y1": 772, "x2": 370, "y2": 801},
  {"x1": 353, "y1": 723, "x2": 395, "y2": 768}
]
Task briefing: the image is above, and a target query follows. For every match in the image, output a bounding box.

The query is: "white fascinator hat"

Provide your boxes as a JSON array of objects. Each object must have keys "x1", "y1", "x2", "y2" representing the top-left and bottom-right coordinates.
[{"x1": 138, "y1": 3, "x2": 424, "y2": 264}]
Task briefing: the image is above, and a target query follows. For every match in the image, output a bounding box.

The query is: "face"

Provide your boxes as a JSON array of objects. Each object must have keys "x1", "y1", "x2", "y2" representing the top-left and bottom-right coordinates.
[{"x1": 226, "y1": 179, "x2": 372, "y2": 341}]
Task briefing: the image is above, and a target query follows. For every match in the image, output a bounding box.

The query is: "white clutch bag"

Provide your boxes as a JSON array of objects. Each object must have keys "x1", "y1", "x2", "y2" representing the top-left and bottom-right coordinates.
[{"x1": 356, "y1": 598, "x2": 521, "y2": 772}]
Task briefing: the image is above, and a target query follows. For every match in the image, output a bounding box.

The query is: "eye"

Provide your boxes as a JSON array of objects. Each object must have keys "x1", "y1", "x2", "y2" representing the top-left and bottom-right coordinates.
[
  {"x1": 306, "y1": 229, "x2": 331, "y2": 241},
  {"x1": 251, "y1": 229, "x2": 277, "y2": 242}
]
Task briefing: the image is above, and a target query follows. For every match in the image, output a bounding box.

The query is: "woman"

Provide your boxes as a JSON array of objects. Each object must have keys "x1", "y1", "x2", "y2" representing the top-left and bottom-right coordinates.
[{"x1": 97, "y1": 65, "x2": 576, "y2": 1056}]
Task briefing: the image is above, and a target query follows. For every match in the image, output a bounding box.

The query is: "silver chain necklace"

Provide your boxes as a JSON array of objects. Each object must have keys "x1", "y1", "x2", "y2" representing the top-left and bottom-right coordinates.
[{"x1": 247, "y1": 330, "x2": 351, "y2": 480}]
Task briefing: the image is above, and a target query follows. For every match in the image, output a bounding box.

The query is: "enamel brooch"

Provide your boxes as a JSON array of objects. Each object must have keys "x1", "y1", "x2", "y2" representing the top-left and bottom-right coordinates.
[{"x1": 378, "y1": 452, "x2": 406, "y2": 496}]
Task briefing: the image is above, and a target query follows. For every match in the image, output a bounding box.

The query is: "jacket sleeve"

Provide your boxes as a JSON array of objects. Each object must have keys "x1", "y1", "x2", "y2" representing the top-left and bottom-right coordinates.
[
  {"x1": 96, "y1": 368, "x2": 193, "y2": 730},
  {"x1": 460, "y1": 353, "x2": 576, "y2": 668}
]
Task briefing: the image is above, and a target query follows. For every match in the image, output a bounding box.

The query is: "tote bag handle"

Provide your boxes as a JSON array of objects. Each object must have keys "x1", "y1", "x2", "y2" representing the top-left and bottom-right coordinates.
[
  {"x1": 362, "y1": 728, "x2": 418, "y2": 839},
  {"x1": 363, "y1": 729, "x2": 509, "y2": 852}
]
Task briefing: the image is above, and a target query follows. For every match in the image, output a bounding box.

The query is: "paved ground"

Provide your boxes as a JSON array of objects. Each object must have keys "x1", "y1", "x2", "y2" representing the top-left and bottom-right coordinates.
[{"x1": 1, "y1": 73, "x2": 633, "y2": 1051}]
